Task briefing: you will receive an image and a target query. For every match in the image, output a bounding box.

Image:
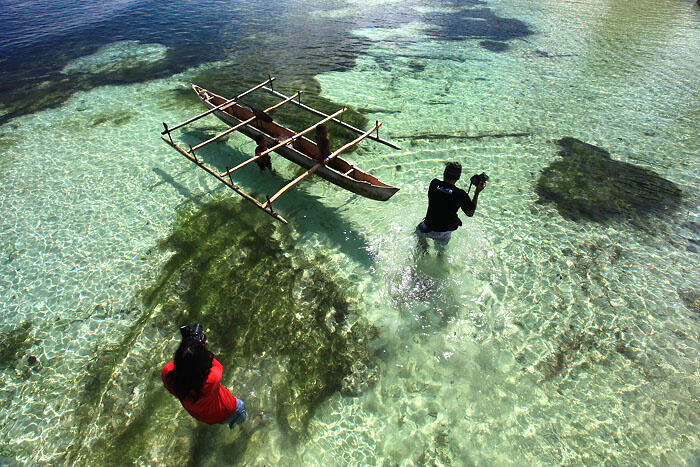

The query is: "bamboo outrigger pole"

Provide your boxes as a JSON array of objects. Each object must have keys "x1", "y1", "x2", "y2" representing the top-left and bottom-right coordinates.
[
  {"x1": 162, "y1": 77, "x2": 275, "y2": 135},
  {"x1": 219, "y1": 107, "x2": 346, "y2": 178},
  {"x1": 160, "y1": 135, "x2": 288, "y2": 223},
  {"x1": 189, "y1": 91, "x2": 302, "y2": 153},
  {"x1": 262, "y1": 122, "x2": 382, "y2": 209},
  {"x1": 261, "y1": 85, "x2": 401, "y2": 150}
]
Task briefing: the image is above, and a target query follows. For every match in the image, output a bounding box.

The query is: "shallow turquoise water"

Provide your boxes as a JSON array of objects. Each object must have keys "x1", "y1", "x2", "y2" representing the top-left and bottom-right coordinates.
[{"x1": 1, "y1": 0, "x2": 699, "y2": 465}]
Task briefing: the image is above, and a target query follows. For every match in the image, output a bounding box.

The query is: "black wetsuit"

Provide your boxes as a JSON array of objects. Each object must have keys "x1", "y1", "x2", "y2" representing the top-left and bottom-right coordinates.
[{"x1": 421, "y1": 179, "x2": 475, "y2": 232}]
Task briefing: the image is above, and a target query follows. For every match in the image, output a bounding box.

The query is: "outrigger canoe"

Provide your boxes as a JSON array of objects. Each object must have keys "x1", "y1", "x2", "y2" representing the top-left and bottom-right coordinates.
[{"x1": 160, "y1": 76, "x2": 400, "y2": 223}]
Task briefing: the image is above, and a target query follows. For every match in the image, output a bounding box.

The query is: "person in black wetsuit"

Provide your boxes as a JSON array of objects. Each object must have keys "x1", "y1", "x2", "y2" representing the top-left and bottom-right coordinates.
[{"x1": 416, "y1": 161, "x2": 486, "y2": 244}]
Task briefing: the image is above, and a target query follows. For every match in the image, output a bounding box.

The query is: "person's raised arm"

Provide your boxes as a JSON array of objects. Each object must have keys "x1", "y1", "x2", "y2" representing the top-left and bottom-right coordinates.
[{"x1": 462, "y1": 181, "x2": 486, "y2": 217}]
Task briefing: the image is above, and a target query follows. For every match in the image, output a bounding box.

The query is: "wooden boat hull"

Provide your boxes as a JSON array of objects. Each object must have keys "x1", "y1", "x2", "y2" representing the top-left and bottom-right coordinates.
[{"x1": 192, "y1": 85, "x2": 399, "y2": 201}]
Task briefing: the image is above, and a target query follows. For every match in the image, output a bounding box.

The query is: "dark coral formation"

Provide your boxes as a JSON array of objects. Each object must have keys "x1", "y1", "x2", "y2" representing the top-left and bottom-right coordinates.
[
  {"x1": 533, "y1": 50, "x2": 574, "y2": 58},
  {"x1": 530, "y1": 323, "x2": 634, "y2": 383},
  {"x1": 426, "y1": 6, "x2": 532, "y2": 42},
  {"x1": 681, "y1": 221, "x2": 700, "y2": 253},
  {"x1": 398, "y1": 131, "x2": 530, "y2": 141},
  {"x1": 0, "y1": 322, "x2": 35, "y2": 370},
  {"x1": 678, "y1": 289, "x2": 700, "y2": 315},
  {"x1": 536, "y1": 137, "x2": 682, "y2": 224},
  {"x1": 143, "y1": 196, "x2": 377, "y2": 434},
  {"x1": 409, "y1": 60, "x2": 427, "y2": 72},
  {"x1": 479, "y1": 40, "x2": 509, "y2": 52}
]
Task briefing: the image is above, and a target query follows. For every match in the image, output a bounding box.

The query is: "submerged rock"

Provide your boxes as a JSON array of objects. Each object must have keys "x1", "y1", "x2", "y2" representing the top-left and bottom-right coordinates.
[
  {"x1": 409, "y1": 59, "x2": 426, "y2": 72},
  {"x1": 479, "y1": 40, "x2": 509, "y2": 52},
  {"x1": 533, "y1": 49, "x2": 574, "y2": 58},
  {"x1": 530, "y1": 323, "x2": 633, "y2": 382},
  {"x1": 0, "y1": 322, "x2": 35, "y2": 370},
  {"x1": 678, "y1": 289, "x2": 700, "y2": 315},
  {"x1": 683, "y1": 221, "x2": 700, "y2": 235},
  {"x1": 536, "y1": 137, "x2": 682, "y2": 224},
  {"x1": 61, "y1": 40, "x2": 168, "y2": 75}
]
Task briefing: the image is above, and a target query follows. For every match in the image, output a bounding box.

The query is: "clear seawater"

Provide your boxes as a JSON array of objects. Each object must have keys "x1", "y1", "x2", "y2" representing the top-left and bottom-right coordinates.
[{"x1": 1, "y1": 0, "x2": 699, "y2": 465}]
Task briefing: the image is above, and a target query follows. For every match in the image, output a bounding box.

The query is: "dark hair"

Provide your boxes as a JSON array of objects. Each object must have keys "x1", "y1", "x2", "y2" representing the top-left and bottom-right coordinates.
[
  {"x1": 255, "y1": 133, "x2": 266, "y2": 146},
  {"x1": 443, "y1": 161, "x2": 462, "y2": 181},
  {"x1": 166, "y1": 338, "x2": 213, "y2": 401}
]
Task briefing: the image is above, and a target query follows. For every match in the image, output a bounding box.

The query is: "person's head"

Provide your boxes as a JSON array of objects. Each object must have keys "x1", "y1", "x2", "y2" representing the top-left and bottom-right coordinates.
[
  {"x1": 443, "y1": 161, "x2": 462, "y2": 184},
  {"x1": 315, "y1": 123, "x2": 328, "y2": 139},
  {"x1": 167, "y1": 335, "x2": 214, "y2": 401},
  {"x1": 255, "y1": 133, "x2": 267, "y2": 147}
]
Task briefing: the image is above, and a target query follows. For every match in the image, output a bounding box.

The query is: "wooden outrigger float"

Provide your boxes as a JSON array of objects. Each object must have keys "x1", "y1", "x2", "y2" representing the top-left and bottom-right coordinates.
[{"x1": 160, "y1": 76, "x2": 400, "y2": 224}]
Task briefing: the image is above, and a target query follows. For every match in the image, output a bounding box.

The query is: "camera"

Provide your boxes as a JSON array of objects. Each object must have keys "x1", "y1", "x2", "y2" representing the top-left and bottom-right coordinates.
[
  {"x1": 180, "y1": 324, "x2": 206, "y2": 344},
  {"x1": 470, "y1": 172, "x2": 489, "y2": 186}
]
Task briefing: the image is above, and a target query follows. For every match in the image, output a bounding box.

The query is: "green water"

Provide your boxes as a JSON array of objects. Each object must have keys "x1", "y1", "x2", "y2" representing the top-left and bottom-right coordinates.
[{"x1": 1, "y1": 0, "x2": 699, "y2": 465}]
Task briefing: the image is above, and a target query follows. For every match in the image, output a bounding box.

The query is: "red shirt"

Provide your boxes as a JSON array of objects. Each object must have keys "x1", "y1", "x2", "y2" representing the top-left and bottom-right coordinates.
[{"x1": 161, "y1": 358, "x2": 238, "y2": 424}]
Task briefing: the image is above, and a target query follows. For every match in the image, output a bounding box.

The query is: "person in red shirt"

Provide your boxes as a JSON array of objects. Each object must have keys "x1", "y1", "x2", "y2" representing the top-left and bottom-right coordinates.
[{"x1": 161, "y1": 324, "x2": 247, "y2": 429}]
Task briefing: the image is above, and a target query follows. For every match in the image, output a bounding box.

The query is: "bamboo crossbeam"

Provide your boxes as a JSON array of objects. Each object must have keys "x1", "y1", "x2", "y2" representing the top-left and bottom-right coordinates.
[
  {"x1": 189, "y1": 91, "x2": 302, "y2": 153},
  {"x1": 261, "y1": 85, "x2": 401, "y2": 150},
  {"x1": 162, "y1": 77, "x2": 275, "y2": 135},
  {"x1": 219, "y1": 107, "x2": 346, "y2": 178},
  {"x1": 258, "y1": 107, "x2": 346, "y2": 158},
  {"x1": 262, "y1": 122, "x2": 381, "y2": 208},
  {"x1": 160, "y1": 135, "x2": 288, "y2": 224}
]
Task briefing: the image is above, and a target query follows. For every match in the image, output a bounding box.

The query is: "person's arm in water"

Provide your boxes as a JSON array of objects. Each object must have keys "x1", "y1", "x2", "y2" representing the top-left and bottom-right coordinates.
[{"x1": 462, "y1": 181, "x2": 486, "y2": 217}]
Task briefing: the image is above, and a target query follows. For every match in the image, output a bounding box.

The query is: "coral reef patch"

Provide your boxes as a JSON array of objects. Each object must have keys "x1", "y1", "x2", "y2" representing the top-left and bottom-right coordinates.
[
  {"x1": 479, "y1": 40, "x2": 509, "y2": 52},
  {"x1": 678, "y1": 289, "x2": 700, "y2": 315},
  {"x1": 0, "y1": 322, "x2": 35, "y2": 371},
  {"x1": 536, "y1": 137, "x2": 682, "y2": 225},
  {"x1": 527, "y1": 323, "x2": 636, "y2": 384}
]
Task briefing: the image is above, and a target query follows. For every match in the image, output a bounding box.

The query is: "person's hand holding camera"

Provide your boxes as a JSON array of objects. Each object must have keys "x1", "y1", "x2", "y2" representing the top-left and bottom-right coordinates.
[{"x1": 470, "y1": 172, "x2": 488, "y2": 194}]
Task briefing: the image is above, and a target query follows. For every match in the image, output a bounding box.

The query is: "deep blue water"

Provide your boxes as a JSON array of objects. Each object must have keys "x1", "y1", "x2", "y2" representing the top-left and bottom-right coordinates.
[{"x1": 0, "y1": 0, "x2": 531, "y2": 123}]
